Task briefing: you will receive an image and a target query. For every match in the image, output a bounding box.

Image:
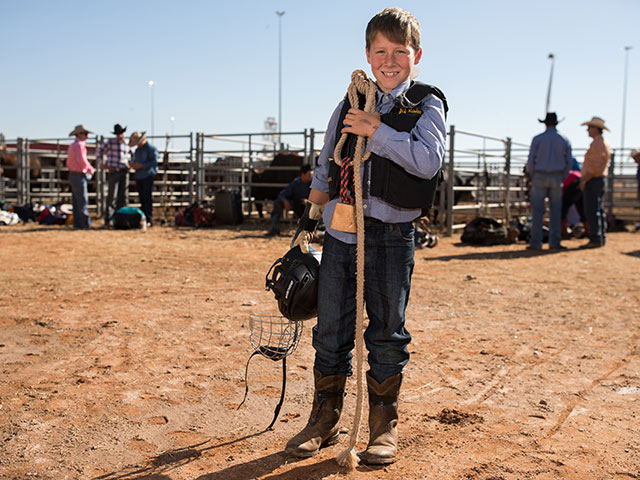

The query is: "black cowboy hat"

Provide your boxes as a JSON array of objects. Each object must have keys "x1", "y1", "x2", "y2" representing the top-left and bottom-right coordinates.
[
  {"x1": 112, "y1": 124, "x2": 127, "y2": 134},
  {"x1": 538, "y1": 112, "x2": 559, "y2": 125}
]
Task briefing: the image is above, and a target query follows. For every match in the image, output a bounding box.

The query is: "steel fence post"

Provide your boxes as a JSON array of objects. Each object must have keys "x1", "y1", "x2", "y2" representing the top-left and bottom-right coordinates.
[
  {"x1": 504, "y1": 137, "x2": 512, "y2": 223},
  {"x1": 607, "y1": 150, "x2": 615, "y2": 218},
  {"x1": 309, "y1": 128, "x2": 315, "y2": 166},
  {"x1": 446, "y1": 125, "x2": 455, "y2": 236},
  {"x1": 16, "y1": 138, "x2": 23, "y2": 205},
  {"x1": 198, "y1": 133, "x2": 205, "y2": 202}
]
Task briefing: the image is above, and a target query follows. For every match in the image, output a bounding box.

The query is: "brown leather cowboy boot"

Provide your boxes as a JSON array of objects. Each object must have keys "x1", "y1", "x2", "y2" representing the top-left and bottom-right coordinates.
[
  {"x1": 285, "y1": 368, "x2": 346, "y2": 458},
  {"x1": 364, "y1": 372, "x2": 402, "y2": 465}
]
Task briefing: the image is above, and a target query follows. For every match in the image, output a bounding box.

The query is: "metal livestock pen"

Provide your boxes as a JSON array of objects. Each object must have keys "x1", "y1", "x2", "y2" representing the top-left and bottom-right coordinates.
[{"x1": 1, "y1": 128, "x2": 638, "y2": 234}]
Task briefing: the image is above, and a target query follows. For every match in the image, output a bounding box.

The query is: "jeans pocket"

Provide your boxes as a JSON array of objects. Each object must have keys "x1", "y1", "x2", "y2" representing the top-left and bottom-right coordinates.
[{"x1": 395, "y1": 222, "x2": 415, "y2": 241}]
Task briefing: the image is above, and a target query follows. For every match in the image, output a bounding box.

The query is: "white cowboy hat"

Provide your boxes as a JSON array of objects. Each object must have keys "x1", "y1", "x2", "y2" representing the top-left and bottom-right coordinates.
[
  {"x1": 69, "y1": 124, "x2": 92, "y2": 136},
  {"x1": 129, "y1": 131, "x2": 147, "y2": 147},
  {"x1": 580, "y1": 116, "x2": 609, "y2": 131}
]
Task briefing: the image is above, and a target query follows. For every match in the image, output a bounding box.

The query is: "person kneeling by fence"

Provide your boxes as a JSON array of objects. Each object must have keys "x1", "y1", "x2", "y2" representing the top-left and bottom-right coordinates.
[{"x1": 266, "y1": 165, "x2": 313, "y2": 237}]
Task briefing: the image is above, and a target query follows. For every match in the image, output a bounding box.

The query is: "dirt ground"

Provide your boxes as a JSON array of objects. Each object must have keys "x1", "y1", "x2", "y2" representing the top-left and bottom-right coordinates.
[{"x1": 1, "y1": 221, "x2": 639, "y2": 480}]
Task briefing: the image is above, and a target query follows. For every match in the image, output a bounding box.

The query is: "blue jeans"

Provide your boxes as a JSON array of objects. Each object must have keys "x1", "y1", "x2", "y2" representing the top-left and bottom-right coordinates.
[
  {"x1": 530, "y1": 173, "x2": 563, "y2": 249},
  {"x1": 69, "y1": 172, "x2": 91, "y2": 229},
  {"x1": 106, "y1": 170, "x2": 129, "y2": 223},
  {"x1": 584, "y1": 177, "x2": 606, "y2": 245},
  {"x1": 136, "y1": 175, "x2": 155, "y2": 225},
  {"x1": 312, "y1": 220, "x2": 415, "y2": 383}
]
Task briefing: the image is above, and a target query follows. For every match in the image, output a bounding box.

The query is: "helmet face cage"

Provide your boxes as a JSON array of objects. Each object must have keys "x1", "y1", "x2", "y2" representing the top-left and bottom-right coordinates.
[{"x1": 249, "y1": 314, "x2": 303, "y2": 361}]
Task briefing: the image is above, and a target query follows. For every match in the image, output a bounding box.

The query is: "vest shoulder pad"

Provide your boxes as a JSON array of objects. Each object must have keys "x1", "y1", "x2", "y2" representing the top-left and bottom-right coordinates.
[{"x1": 403, "y1": 81, "x2": 449, "y2": 117}]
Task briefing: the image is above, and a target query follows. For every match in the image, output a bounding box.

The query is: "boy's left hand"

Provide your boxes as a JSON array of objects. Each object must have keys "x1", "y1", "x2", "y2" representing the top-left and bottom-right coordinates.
[{"x1": 342, "y1": 108, "x2": 381, "y2": 138}]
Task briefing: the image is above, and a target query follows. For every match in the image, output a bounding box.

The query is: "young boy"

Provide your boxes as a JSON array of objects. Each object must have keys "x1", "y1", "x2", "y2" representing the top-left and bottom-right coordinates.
[{"x1": 285, "y1": 8, "x2": 447, "y2": 464}]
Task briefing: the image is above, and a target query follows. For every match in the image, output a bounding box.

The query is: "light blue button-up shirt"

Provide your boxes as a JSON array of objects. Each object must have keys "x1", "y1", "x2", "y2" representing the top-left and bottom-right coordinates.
[
  {"x1": 310, "y1": 79, "x2": 447, "y2": 244},
  {"x1": 526, "y1": 127, "x2": 572, "y2": 178}
]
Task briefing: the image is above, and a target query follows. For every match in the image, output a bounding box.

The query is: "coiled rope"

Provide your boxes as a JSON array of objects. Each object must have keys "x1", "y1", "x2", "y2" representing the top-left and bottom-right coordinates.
[{"x1": 334, "y1": 69, "x2": 378, "y2": 469}]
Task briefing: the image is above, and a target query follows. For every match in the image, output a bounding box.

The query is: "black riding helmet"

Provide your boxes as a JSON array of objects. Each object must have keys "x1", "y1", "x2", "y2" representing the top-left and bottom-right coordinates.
[{"x1": 265, "y1": 246, "x2": 321, "y2": 321}]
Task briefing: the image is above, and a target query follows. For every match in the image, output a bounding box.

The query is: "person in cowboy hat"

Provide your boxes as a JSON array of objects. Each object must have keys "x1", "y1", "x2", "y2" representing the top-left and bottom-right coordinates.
[
  {"x1": 525, "y1": 112, "x2": 573, "y2": 250},
  {"x1": 96, "y1": 124, "x2": 132, "y2": 225},
  {"x1": 579, "y1": 116, "x2": 611, "y2": 248},
  {"x1": 67, "y1": 124, "x2": 95, "y2": 229},
  {"x1": 129, "y1": 131, "x2": 158, "y2": 226}
]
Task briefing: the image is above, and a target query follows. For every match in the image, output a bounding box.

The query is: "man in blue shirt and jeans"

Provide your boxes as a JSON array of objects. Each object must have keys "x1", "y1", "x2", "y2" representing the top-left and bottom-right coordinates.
[
  {"x1": 266, "y1": 165, "x2": 312, "y2": 237},
  {"x1": 129, "y1": 131, "x2": 158, "y2": 226},
  {"x1": 526, "y1": 112, "x2": 572, "y2": 250}
]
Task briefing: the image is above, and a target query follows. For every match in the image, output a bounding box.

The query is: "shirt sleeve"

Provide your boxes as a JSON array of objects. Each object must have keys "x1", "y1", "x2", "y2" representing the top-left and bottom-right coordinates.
[
  {"x1": 366, "y1": 93, "x2": 446, "y2": 180},
  {"x1": 278, "y1": 179, "x2": 296, "y2": 201},
  {"x1": 526, "y1": 136, "x2": 538, "y2": 175},
  {"x1": 563, "y1": 136, "x2": 573, "y2": 178},
  {"x1": 310, "y1": 100, "x2": 344, "y2": 194}
]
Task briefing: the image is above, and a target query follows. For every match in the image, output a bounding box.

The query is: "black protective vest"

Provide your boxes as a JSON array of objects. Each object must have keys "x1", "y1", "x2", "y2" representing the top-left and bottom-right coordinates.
[{"x1": 328, "y1": 81, "x2": 448, "y2": 210}]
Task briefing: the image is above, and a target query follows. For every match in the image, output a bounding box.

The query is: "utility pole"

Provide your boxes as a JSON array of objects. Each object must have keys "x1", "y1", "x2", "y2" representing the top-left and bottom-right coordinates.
[
  {"x1": 620, "y1": 46, "x2": 633, "y2": 159},
  {"x1": 276, "y1": 11, "x2": 285, "y2": 150},
  {"x1": 545, "y1": 53, "x2": 555, "y2": 114}
]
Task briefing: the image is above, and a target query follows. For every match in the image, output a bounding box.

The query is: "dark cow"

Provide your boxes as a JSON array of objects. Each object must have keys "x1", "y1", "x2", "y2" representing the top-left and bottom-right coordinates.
[
  {"x1": 430, "y1": 172, "x2": 477, "y2": 226},
  {"x1": 0, "y1": 136, "x2": 42, "y2": 181},
  {"x1": 250, "y1": 152, "x2": 306, "y2": 218}
]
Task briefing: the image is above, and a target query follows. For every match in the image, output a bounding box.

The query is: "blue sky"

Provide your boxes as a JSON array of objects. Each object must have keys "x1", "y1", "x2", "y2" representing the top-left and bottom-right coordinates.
[{"x1": 2, "y1": 0, "x2": 638, "y2": 152}]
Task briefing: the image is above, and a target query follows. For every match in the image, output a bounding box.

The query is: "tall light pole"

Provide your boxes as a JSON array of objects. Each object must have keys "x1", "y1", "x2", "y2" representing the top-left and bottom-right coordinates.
[
  {"x1": 545, "y1": 53, "x2": 555, "y2": 115},
  {"x1": 276, "y1": 11, "x2": 285, "y2": 149},
  {"x1": 148, "y1": 80, "x2": 155, "y2": 139},
  {"x1": 170, "y1": 115, "x2": 175, "y2": 148},
  {"x1": 621, "y1": 46, "x2": 633, "y2": 158}
]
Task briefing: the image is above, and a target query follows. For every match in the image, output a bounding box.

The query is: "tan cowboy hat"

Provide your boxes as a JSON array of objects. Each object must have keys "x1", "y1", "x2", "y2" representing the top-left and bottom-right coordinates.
[
  {"x1": 69, "y1": 124, "x2": 92, "y2": 136},
  {"x1": 129, "y1": 131, "x2": 147, "y2": 147},
  {"x1": 630, "y1": 149, "x2": 640, "y2": 161},
  {"x1": 581, "y1": 116, "x2": 610, "y2": 131}
]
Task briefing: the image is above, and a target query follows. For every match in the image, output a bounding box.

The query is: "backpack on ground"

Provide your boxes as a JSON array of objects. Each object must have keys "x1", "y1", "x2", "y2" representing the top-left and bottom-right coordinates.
[
  {"x1": 460, "y1": 216, "x2": 514, "y2": 246},
  {"x1": 175, "y1": 202, "x2": 216, "y2": 227},
  {"x1": 113, "y1": 207, "x2": 146, "y2": 230}
]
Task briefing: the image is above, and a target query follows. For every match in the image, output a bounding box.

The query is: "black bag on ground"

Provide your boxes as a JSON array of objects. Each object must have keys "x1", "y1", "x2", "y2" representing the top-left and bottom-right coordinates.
[
  {"x1": 215, "y1": 190, "x2": 243, "y2": 225},
  {"x1": 461, "y1": 216, "x2": 513, "y2": 245},
  {"x1": 113, "y1": 207, "x2": 146, "y2": 229}
]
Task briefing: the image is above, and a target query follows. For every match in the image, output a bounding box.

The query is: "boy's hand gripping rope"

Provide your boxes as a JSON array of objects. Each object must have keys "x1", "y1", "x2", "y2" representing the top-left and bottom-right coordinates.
[{"x1": 334, "y1": 70, "x2": 378, "y2": 469}]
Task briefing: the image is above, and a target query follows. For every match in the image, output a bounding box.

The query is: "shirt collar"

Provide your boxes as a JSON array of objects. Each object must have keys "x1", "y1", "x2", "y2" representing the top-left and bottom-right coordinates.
[{"x1": 376, "y1": 79, "x2": 412, "y2": 102}]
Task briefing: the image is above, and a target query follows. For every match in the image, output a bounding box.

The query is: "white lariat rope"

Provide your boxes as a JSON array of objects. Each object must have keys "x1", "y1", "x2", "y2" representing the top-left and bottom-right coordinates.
[{"x1": 334, "y1": 70, "x2": 377, "y2": 470}]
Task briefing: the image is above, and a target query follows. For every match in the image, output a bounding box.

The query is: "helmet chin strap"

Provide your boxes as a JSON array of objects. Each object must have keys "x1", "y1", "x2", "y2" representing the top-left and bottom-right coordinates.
[{"x1": 238, "y1": 315, "x2": 303, "y2": 431}]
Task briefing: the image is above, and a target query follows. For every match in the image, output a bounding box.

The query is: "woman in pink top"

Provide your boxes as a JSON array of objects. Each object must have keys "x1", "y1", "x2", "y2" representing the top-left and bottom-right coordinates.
[{"x1": 67, "y1": 124, "x2": 95, "y2": 229}]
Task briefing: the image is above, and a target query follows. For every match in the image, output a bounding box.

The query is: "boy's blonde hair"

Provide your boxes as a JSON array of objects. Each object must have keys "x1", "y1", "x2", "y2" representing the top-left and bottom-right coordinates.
[{"x1": 365, "y1": 7, "x2": 421, "y2": 53}]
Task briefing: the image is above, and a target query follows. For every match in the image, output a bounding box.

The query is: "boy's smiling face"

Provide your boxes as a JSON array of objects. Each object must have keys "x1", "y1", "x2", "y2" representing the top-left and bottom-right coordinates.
[{"x1": 366, "y1": 32, "x2": 422, "y2": 93}]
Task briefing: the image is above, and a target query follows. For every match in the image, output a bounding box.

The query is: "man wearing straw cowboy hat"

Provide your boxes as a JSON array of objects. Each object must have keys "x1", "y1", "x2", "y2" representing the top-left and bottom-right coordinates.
[
  {"x1": 579, "y1": 116, "x2": 611, "y2": 248},
  {"x1": 67, "y1": 124, "x2": 95, "y2": 229},
  {"x1": 129, "y1": 131, "x2": 158, "y2": 226},
  {"x1": 526, "y1": 112, "x2": 573, "y2": 250},
  {"x1": 96, "y1": 124, "x2": 132, "y2": 226}
]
